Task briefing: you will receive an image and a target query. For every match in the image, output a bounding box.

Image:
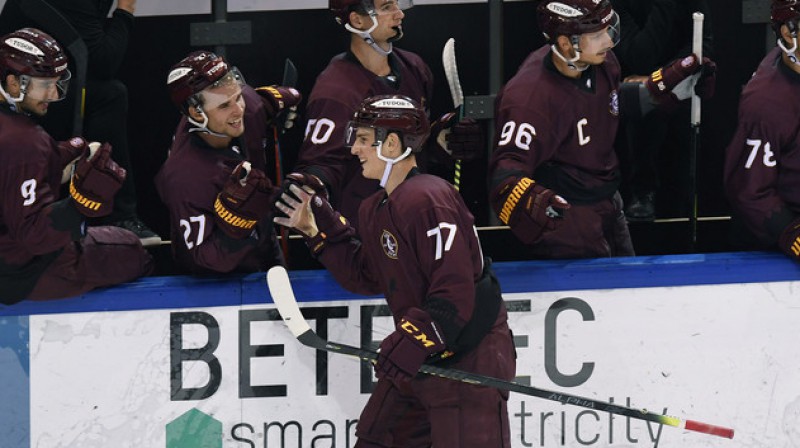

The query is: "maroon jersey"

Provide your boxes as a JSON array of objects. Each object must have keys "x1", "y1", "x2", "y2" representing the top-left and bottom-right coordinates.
[
  {"x1": 0, "y1": 106, "x2": 86, "y2": 301},
  {"x1": 724, "y1": 48, "x2": 800, "y2": 244},
  {"x1": 156, "y1": 85, "x2": 282, "y2": 275},
  {"x1": 318, "y1": 172, "x2": 484, "y2": 326},
  {"x1": 294, "y1": 49, "x2": 433, "y2": 226},
  {"x1": 489, "y1": 45, "x2": 622, "y2": 203}
]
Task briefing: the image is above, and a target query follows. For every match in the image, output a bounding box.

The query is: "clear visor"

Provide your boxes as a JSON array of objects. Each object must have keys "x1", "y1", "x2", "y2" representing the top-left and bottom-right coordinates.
[
  {"x1": 368, "y1": 0, "x2": 413, "y2": 16},
  {"x1": 345, "y1": 123, "x2": 381, "y2": 147},
  {"x1": 21, "y1": 71, "x2": 71, "y2": 102},
  {"x1": 581, "y1": 12, "x2": 621, "y2": 49},
  {"x1": 196, "y1": 67, "x2": 245, "y2": 111}
]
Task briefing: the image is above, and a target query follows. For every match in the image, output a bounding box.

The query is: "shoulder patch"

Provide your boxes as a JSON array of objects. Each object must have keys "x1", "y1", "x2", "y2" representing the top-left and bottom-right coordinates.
[{"x1": 381, "y1": 229, "x2": 399, "y2": 259}]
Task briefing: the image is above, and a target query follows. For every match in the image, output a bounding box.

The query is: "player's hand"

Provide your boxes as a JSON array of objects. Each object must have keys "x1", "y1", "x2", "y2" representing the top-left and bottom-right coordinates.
[
  {"x1": 214, "y1": 161, "x2": 274, "y2": 239},
  {"x1": 117, "y1": 0, "x2": 136, "y2": 14},
  {"x1": 274, "y1": 183, "x2": 319, "y2": 237},
  {"x1": 281, "y1": 172, "x2": 329, "y2": 202},
  {"x1": 645, "y1": 54, "x2": 714, "y2": 111},
  {"x1": 375, "y1": 308, "x2": 447, "y2": 383},
  {"x1": 255, "y1": 85, "x2": 302, "y2": 130},
  {"x1": 779, "y1": 218, "x2": 800, "y2": 261},
  {"x1": 69, "y1": 142, "x2": 125, "y2": 217},
  {"x1": 491, "y1": 177, "x2": 570, "y2": 245},
  {"x1": 432, "y1": 110, "x2": 484, "y2": 161},
  {"x1": 58, "y1": 137, "x2": 88, "y2": 184}
]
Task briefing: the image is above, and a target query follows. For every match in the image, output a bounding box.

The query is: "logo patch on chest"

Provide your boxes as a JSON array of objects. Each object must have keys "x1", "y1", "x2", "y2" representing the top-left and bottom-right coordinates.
[
  {"x1": 381, "y1": 230, "x2": 399, "y2": 259},
  {"x1": 609, "y1": 90, "x2": 619, "y2": 116}
]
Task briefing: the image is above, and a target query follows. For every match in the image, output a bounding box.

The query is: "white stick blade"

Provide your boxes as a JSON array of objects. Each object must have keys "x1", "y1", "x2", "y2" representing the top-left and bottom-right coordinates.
[
  {"x1": 266, "y1": 266, "x2": 312, "y2": 337},
  {"x1": 442, "y1": 37, "x2": 464, "y2": 108}
]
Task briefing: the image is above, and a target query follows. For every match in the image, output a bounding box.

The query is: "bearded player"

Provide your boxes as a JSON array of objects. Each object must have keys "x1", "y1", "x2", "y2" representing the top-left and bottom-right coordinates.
[{"x1": 0, "y1": 28, "x2": 152, "y2": 303}]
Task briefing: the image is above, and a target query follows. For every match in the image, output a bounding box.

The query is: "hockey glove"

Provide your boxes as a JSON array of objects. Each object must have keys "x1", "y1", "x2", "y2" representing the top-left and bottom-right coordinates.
[
  {"x1": 376, "y1": 308, "x2": 447, "y2": 383},
  {"x1": 214, "y1": 161, "x2": 274, "y2": 239},
  {"x1": 282, "y1": 172, "x2": 329, "y2": 201},
  {"x1": 432, "y1": 110, "x2": 484, "y2": 161},
  {"x1": 303, "y1": 193, "x2": 354, "y2": 255},
  {"x1": 646, "y1": 55, "x2": 714, "y2": 112},
  {"x1": 778, "y1": 217, "x2": 800, "y2": 261},
  {"x1": 58, "y1": 137, "x2": 89, "y2": 184},
  {"x1": 491, "y1": 176, "x2": 570, "y2": 245},
  {"x1": 255, "y1": 85, "x2": 302, "y2": 130},
  {"x1": 69, "y1": 142, "x2": 126, "y2": 217}
]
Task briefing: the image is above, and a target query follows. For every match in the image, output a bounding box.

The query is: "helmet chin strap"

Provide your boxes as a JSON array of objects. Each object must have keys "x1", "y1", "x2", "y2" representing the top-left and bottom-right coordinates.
[
  {"x1": 551, "y1": 35, "x2": 590, "y2": 72},
  {"x1": 346, "y1": 15, "x2": 393, "y2": 56},
  {"x1": 375, "y1": 140, "x2": 412, "y2": 188},
  {"x1": 187, "y1": 108, "x2": 230, "y2": 138},
  {"x1": 0, "y1": 78, "x2": 27, "y2": 113},
  {"x1": 778, "y1": 34, "x2": 800, "y2": 66}
]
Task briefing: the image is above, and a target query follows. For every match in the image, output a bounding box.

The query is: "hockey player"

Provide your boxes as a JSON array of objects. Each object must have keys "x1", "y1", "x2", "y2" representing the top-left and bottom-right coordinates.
[
  {"x1": 724, "y1": 0, "x2": 800, "y2": 261},
  {"x1": 156, "y1": 51, "x2": 301, "y2": 275},
  {"x1": 0, "y1": 28, "x2": 152, "y2": 304},
  {"x1": 488, "y1": 0, "x2": 714, "y2": 258},
  {"x1": 285, "y1": 0, "x2": 481, "y2": 228},
  {"x1": 275, "y1": 95, "x2": 515, "y2": 447}
]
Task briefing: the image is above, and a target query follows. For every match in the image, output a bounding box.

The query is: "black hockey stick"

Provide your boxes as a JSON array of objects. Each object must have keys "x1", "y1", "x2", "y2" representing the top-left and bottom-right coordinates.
[
  {"x1": 266, "y1": 266, "x2": 734, "y2": 439},
  {"x1": 274, "y1": 59, "x2": 298, "y2": 261}
]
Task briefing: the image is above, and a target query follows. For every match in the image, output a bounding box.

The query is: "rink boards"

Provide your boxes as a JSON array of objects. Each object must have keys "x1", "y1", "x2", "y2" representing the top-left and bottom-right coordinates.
[{"x1": 0, "y1": 252, "x2": 799, "y2": 448}]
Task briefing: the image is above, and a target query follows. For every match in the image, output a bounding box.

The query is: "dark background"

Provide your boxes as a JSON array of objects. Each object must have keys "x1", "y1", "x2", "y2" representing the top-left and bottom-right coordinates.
[{"x1": 41, "y1": 2, "x2": 778, "y2": 267}]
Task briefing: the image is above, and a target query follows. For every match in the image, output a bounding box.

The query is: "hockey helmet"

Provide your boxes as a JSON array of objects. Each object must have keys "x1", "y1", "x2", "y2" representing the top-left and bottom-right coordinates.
[
  {"x1": 772, "y1": 0, "x2": 800, "y2": 34},
  {"x1": 329, "y1": 0, "x2": 413, "y2": 26},
  {"x1": 346, "y1": 94, "x2": 430, "y2": 153},
  {"x1": 537, "y1": 0, "x2": 619, "y2": 44},
  {"x1": 0, "y1": 28, "x2": 70, "y2": 103},
  {"x1": 167, "y1": 50, "x2": 244, "y2": 114}
]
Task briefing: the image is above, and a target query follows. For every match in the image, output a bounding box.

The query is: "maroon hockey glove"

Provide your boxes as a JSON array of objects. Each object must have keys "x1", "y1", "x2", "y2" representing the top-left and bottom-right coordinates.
[
  {"x1": 255, "y1": 85, "x2": 302, "y2": 129},
  {"x1": 491, "y1": 177, "x2": 570, "y2": 245},
  {"x1": 646, "y1": 54, "x2": 714, "y2": 112},
  {"x1": 283, "y1": 172, "x2": 329, "y2": 201},
  {"x1": 304, "y1": 193, "x2": 354, "y2": 255},
  {"x1": 694, "y1": 58, "x2": 716, "y2": 99},
  {"x1": 375, "y1": 308, "x2": 447, "y2": 383},
  {"x1": 214, "y1": 161, "x2": 274, "y2": 239},
  {"x1": 69, "y1": 142, "x2": 126, "y2": 217},
  {"x1": 432, "y1": 110, "x2": 484, "y2": 161},
  {"x1": 57, "y1": 137, "x2": 88, "y2": 169},
  {"x1": 778, "y1": 217, "x2": 800, "y2": 261}
]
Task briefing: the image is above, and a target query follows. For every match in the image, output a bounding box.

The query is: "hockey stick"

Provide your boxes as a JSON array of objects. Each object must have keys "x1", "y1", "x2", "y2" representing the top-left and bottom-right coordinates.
[
  {"x1": 442, "y1": 38, "x2": 463, "y2": 191},
  {"x1": 266, "y1": 266, "x2": 734, "y2": 439},
  {"x1": 274, "y1": 59, "x2": 298, "y2": 261},
  {"x1": 688, "y1": 13, "x2": 704, "y2": 249}
]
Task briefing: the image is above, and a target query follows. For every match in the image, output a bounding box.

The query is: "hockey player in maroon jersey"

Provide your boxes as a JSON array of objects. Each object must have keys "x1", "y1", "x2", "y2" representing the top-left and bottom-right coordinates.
[
  {"x1": 488, "y1": 0, "x2": 714, "y2": 259},
  {"x1": 285, "y1": 0, "x2": 482, "y2": 228},
  {"x1": 0, "y1": 28, "x2": 152, "y2": 304},
  {"x1": 156, "y1": 51, "x2": 301, "y2": 275},
  {"x1": 724, "y1": 0, "x2": 800, "y2": 260},
  {"x1": 275, "y1": 95, "x2": 515, "y2": 447}
]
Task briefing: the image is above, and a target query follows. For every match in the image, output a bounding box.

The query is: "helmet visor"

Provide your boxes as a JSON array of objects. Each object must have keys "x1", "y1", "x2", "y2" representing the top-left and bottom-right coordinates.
[
  {"x1": 345, "y1": 122, "x2": 383, "y2": 147},
  {"x1": 21, "y1": 70, "x2": 70, "y2": 102},
  {"x1": 196, "y1": 67, "x2": 245, "y2": 111},
  {"x1": 368, "y1": 0, "x2": 413, "y2": 15}
]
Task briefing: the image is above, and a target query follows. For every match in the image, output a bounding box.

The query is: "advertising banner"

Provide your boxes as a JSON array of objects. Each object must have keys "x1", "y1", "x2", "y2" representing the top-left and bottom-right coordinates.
[{"x1": 18, "y1": 280, "x2": 800, "y2": 447}]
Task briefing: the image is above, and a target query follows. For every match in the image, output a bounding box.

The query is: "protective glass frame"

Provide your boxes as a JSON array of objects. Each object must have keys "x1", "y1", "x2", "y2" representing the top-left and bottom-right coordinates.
[
  {"x1": 195, "y1": 67, "x2": 245, "y2": 112},
  {"x1": 20, "y1": 71, "x2": 71, "y2": 102},
  {"x1": 367, "y1": 0, "x2": 413, "y2": 16}
]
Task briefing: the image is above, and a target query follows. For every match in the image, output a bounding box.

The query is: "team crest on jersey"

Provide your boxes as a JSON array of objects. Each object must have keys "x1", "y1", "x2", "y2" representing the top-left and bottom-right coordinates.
[
  {"x1": 381, "y1": 230, "x2": 399, "y2": 259},
  {"x1": 609, "y1": 90, "x2": 619, "y2": 116}
]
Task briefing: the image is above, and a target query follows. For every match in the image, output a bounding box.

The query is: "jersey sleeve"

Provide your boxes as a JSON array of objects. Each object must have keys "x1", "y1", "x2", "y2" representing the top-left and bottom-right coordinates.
[
  {"x1": 0, "y1": 145, "x2": 83, "y2": 257},
  {"x1": 488, "y1": 88, "x2": 556, "y2": 192},
  {"x1": 724, "y1": 113, "x2": 790, "y2": 243},
  {"x1": 293, "y1": 96, "x2": 354, "y2": 198},
  {"x1": 315, "y1": 230, "x2": 383, "y2": 297}
]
